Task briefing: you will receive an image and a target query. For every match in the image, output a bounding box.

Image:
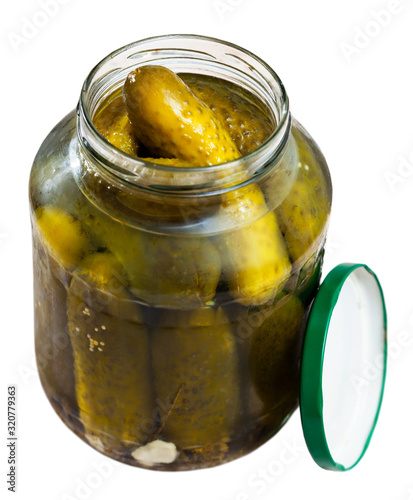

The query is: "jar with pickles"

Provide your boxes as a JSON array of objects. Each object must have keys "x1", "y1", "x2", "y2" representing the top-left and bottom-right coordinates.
[{"x1": 29, "y1": 35, "x2": 332, "y2": 470}]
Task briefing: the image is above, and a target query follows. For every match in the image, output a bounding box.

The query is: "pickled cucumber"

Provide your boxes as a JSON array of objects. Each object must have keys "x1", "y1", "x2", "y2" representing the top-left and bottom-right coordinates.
[
  {"x1": 229, "y1": 294, "x2": 304, "y2": 438},
  {"x1": 94, "y1": 95, "x2": 139, "y2": 157},
  {"x1": 275, "y1": 125, "x2": 331, "y2": 265},
  {"x1": 249, "y1": 294, "x2": 305, "y2": 409},
  {"x1": 79, "y1": 207, "x2": 221, "y2": 307},
  {"x1": 35, "y1": 205, "x2": 92, "y2": 269},
  {"x1": 183, "y1": 74, "x2": 273, "y2": 155},
  {"x1": 123, "y1": 65, "x2": 240, "y2": 165},
  {"x1": 216, "y1": 184, "x2": 292, "y2": 306},
  {"x1": 151, "y1": 307, "x2": 240, "y2": 451},
  {"x1": 33, "y1": 234, "x2": 76, "y2": 418},
  {"x1": 132, "y1": 233, "x2": 221, "y2": 307},
  {"x1": 68, "y1": 252, "x2": 154, "y2": 449}
]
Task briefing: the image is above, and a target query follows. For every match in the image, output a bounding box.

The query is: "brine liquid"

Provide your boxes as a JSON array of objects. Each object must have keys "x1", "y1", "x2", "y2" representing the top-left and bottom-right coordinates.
[{"x1": 33, "y1": 228, "x2": 315, "y2": 470}]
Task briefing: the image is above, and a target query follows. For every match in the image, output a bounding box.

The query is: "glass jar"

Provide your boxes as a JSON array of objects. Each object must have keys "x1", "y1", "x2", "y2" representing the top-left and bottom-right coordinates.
[{"x1": 29, "y1": 35, "x2": 332, "y2": 471}]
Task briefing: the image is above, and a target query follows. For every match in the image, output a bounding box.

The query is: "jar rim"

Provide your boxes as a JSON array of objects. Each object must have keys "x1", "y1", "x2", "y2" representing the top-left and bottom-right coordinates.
[{"x1": 77, "y1": 34, "x2": 291, "y2": 193}]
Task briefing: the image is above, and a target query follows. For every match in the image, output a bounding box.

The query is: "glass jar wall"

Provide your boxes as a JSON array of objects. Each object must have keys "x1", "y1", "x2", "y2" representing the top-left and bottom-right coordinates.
[{"x1": 29, "y1": 35, "x2": 332, "y2": 470}]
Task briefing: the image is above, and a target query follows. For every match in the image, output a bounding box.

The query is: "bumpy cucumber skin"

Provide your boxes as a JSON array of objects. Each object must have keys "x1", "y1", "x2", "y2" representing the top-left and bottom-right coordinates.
[
  {"x1": 94, "y1": 95, "x2": 139, "y2": 157},
  {"x1": 275, "y1": 126, "x2": 331, "y2": 265},
  {"x1": 67, "y1": 252, "x2": 154, "y2": 449},
  {"x1": 151, "y1": 307, "x2": 240, "y2": 450},
  {"x1": 184, "y1": 74, "x2": 273, "y2": 155},
  {"x1": 123, "y1": 66, "x2": 240, "y2": 165}
]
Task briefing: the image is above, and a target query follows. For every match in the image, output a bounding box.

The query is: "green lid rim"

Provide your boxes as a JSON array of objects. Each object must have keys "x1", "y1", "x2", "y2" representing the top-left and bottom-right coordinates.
[{"x1": 299, "y1": 263, "x2": 388, "y2": 472}]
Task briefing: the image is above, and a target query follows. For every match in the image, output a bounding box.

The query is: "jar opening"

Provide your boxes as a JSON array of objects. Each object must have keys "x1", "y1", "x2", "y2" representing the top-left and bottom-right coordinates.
[{"x1": 77, "y1": 34, "x2": 291, "y2": 195}]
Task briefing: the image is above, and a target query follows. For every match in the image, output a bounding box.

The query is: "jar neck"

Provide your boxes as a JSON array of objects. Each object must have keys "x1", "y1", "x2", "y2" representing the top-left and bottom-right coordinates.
[{"x1": 76, "y1": 34, "x2": 291, "y2": 196}]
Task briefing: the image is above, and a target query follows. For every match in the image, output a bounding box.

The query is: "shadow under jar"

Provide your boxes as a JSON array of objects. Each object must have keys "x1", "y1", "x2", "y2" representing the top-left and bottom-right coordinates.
[{"x1": 29, "y1": 35, "x2": 332, "y2": 471}]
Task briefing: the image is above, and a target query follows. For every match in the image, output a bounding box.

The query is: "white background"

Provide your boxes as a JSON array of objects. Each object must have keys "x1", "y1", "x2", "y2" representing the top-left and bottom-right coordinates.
[{"x1": 1, "y1": 0, "x2": 413, "y2": 498}]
